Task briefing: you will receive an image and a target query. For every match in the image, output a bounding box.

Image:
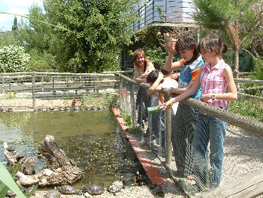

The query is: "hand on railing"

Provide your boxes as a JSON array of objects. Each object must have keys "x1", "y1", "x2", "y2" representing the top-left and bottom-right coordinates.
[{"x1": 161, "y1": 98, "x2": 175, "y2": 111}]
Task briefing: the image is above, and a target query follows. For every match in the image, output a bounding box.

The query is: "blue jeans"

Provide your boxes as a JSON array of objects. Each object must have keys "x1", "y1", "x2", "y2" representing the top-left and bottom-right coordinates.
[
  {"x1": 192, "y1": 113, "x2": 226, "y2": 189},
  {"x1": 151, "y1": 111, "x2": 165, "y2": 147}
]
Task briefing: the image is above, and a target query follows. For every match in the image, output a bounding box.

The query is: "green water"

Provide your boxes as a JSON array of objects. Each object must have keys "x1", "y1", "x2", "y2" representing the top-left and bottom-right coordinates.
[{"x1": 0, "y1": 110, "x2": 145, "y2": 188}]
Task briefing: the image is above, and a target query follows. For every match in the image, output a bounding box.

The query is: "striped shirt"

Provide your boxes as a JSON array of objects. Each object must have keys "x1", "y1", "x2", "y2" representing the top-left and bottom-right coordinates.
[{"x1": 200, "y1": 59, "x2": 228, "y2": 109}]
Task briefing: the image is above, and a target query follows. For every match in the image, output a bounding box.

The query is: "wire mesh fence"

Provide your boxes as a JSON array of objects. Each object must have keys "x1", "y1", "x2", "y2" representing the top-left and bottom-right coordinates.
[
  {"x1": 119, "y1": 74, "x2": 263, "y2": 197},
  {"x1": 0, "y1": 72, "x2": 120, "y2": 111}
]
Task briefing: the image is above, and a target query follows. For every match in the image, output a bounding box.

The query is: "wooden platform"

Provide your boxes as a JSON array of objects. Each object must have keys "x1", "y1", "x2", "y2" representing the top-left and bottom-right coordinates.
[{"x1": 195, "y1": 169, "x2": 263, "y2": 198}]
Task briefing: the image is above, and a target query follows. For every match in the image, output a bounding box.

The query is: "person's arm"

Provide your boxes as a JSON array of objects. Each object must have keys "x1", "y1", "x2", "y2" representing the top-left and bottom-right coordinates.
[
  {"x1": 164, "y1": 38, "x2": 183, "y2": 71},
  {"x1": 134, "y1": 65, "x2": 147, "y2": 83},
  {"x1": 201, "y1": 65, "x2": 237, "y2": 102},
  {"x1": 169, "y1": 66, "x2": 200, "y2": 95},
  {"x1": 163, "y1": 68, "x2": 202, "y2": 109},
  {"x1": 147, "y1": 85, "x2": 162, "y2": 96},
  {"x1": 134, "y1": 62, "x2": 155, "y2": 83}
]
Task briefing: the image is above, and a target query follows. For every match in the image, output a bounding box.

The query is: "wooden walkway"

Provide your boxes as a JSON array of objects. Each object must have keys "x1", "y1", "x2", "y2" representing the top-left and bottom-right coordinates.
[{"x1": 195, "y1": 169, "x2": 263, "y2": 198}]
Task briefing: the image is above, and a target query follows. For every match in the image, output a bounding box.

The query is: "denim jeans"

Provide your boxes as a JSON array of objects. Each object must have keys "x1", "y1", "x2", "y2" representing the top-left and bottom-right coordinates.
[
  {"x1": 192, "y1": 113, "x2": 226, "y2": 189},
  {"x1": 171, "y1": 103, "x2": 199, "y2": 177},
  {"x1": 136, "y1": 87, "x2": 150, "y2": 126}
]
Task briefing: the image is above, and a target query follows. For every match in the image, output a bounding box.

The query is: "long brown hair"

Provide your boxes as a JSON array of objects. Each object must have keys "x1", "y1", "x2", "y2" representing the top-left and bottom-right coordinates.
[
  {"x1": 198, "y1": 34, "x2": 228, "y2": 55},
  {"x1": 133, "y1": 48, "x2": 150, "y2": 69}
]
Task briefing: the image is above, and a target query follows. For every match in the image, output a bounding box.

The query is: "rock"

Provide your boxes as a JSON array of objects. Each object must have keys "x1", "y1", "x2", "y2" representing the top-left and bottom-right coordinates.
[
  {"x1": 84, "y1": 192, "x2": 90, "y2": 197},
  {"x1": 6, "y1": 190, "x2": 15, "y2": 197},
  {"x1": 108, "y1": 181, "x2": 124, "y2": 193},
  {"x1": 20, "y1": 157, "x2": 35, "y2": 175},
  {"x1": 73, "y1": 106, "x2": 80, "y2": 111},
  {"x1": 81, "y1": 184, "x2": 104, "y2": 195},
  {"x1": 15, "y1": 171, "x2": 39, "y2": 186}
]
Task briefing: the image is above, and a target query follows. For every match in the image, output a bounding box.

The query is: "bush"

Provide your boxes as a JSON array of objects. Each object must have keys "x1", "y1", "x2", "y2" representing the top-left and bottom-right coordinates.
[
  {"x1": 0, "y1": 45, "x2": 30, "y2": 72},
  {"x1": 228, "y1": 97, "x2": 263, "y2": 122},
  {"x1": 27, "y1": 49, "x2": 56, "y2": 72}
]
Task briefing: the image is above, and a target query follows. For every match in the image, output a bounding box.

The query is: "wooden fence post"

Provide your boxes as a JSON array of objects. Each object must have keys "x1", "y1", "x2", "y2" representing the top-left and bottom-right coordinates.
[
  {"x1": 32, "y1": 73, "x2": 36, "y2": 110},
  {"x1": 164, "y1": 92, "x2": 172, "y2": 166},
  {"x1": 131, "y1": 83, "x2": 136, "y2": 128}
]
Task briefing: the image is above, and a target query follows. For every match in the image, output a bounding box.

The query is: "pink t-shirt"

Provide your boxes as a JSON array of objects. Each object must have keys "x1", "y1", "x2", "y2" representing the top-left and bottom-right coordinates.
[{"x1": 200, "y1": 59, "x2": 228, "y2": 109}]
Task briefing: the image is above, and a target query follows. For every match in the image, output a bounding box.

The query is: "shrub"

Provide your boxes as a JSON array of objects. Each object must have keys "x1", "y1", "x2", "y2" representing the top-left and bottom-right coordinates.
[{"x1": 0, "y1": 45, "x2": 30, "y2": 72}]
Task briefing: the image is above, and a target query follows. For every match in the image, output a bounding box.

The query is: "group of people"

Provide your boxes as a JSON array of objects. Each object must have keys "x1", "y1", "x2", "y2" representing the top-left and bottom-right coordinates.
[{"x1": 133, "y1": 33, "x2": 237, "y2": 190}]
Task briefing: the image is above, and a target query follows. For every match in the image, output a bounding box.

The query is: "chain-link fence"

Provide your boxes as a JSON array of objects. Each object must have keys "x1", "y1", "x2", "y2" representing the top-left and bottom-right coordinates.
[{"x1": 118, "y1": 73, "x2": 263, "y2": 197}]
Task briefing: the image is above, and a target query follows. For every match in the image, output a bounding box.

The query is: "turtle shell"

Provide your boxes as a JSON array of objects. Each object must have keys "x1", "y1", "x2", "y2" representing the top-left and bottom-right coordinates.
[
  {"x1": 57, "y1": 185, "x2": 76, "y2": 195},
  {"x1": 82, "y1": 184, "x2": 104, "y2": 195}
]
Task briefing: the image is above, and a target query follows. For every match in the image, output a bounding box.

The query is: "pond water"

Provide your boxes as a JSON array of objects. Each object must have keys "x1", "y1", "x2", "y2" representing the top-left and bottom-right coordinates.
[{"x1": 0, "y1": 110, "x2": 147, "y2": 189}]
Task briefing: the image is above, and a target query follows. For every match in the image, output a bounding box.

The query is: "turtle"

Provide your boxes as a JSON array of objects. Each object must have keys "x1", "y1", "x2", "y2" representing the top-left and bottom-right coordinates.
[
  {"x1": 108, "y1": 181, "x2": 124, "y2": 193},
  {"x1": 57, "y1": 185, "x2": 79, "y2": 195},
  {"x1": 43, "y1": 191, "x2": 61, "y2": 198},
  {"x1": 81, "y1": 184, "x2": 104, "y2": 195}
]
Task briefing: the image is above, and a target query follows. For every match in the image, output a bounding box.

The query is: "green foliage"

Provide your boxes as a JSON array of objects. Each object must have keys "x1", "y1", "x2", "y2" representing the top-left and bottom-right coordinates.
[
  {"x1": 135, "y1": 26, "x2": 171, "y2": 68},
  {"x1": 0, "y1": 45, "x2": 30, "y2": 72},
  {"x1": 121, "y1": 112, "x2": 131, "y2": 127},
  {"x1": 0, "y1": 32, "x2": 21, "y2": 48},
  {"x1": 223, "y1": 49, "x2": 254, "y2": 72},
  {"x1": 0, "y1": 162, "x2": 38, "y2": 198},
  {"x1": 27, "y1": 49, "x2": 57, "y2": 72},
  {"x1": 0, "y1": 162, "x2": 24, "y2": 198},
  {"x1": 228, "y1": 97, "x2": 263, "y2": 122},
  {"x1": 253, "y1": 57, "x2": 263, "y2": 80},
  {"x1": 41, "y1": 0, "x2": 138, "y2": 72}
]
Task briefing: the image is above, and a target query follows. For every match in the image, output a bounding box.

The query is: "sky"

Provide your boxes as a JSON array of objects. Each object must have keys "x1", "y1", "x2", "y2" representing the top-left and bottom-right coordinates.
[{"x1": 0, "y1": 0, "x2": 43, "y2": 31}]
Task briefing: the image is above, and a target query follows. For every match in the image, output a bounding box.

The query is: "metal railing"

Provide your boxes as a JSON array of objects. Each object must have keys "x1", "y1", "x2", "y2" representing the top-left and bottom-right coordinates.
[{"x1": 133, "y1": 0, "x2": 197, "y2": 31}]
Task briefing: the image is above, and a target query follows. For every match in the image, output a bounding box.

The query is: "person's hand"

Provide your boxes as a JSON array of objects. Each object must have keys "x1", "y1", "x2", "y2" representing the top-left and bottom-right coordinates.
[
  {"x1": 171, "y1": 73, "x2": 179, "y2": 80},
  {"x1": 161, "y1": 98, "x2": 175, "y2": 111},
  {"x1": 165, "y1": 38, "x2": 178, "y2": 55},
  {"x1": 201, "y1": 94, "x2": 211, "y2": 102},
  {"x1": 158, "y1": 72, "x2": 164, "y2": 80}
]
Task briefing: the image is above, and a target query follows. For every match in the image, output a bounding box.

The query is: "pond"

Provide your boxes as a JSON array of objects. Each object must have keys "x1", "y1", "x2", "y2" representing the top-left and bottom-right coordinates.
[{"x1": 0, "y1": 110, "x2": 148, "y2": 189}]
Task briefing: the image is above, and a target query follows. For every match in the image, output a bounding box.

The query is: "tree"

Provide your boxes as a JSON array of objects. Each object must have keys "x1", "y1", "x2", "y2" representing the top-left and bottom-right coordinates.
[
  {"x1": 12, "y1": 16, "x2": 18, "y2": 32},
  {"x1": 193, "y1": 0, "x2": 263, "y2": 77},
  {"x1": 42, "y1": 0, "x2": 138, "y2": 72}
]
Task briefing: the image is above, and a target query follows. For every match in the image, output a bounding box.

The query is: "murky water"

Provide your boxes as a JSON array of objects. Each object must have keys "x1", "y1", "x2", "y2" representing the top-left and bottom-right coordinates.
[{"x1": 0, "y1": 110, "x2": 148, "y2": 189}]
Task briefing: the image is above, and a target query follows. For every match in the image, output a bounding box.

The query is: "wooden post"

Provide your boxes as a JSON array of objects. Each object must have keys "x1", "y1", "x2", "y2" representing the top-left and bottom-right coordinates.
[
  {"x1": 32, "y1": 73, "x2": 36, "y2": 110},
  {"x1": 130, "y1": 83, "x2": 136, "y2": 128},
  {"x1": 164, "y1": 91, "x2": 172, "y2": 165},
  {"x1": 2, "y1": 76, "x2": 5, "y2": 93}
]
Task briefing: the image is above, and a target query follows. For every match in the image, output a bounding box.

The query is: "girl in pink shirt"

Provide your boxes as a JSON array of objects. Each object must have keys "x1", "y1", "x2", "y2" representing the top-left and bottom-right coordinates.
[{"x1": 163, "y1": 34, "x2": 237, "y2": 190}]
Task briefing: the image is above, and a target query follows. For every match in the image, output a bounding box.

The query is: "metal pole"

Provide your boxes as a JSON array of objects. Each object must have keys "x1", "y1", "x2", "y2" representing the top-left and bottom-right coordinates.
[
  {"x1": 32, "y1": 73, "x2": 36, "y2": 110},
  {"x1": 152, "y1": 0, "x2": 155, "y2": 22},
  {"x1": 165, "y1": 0, "x2": 167, "y2": 22}
]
